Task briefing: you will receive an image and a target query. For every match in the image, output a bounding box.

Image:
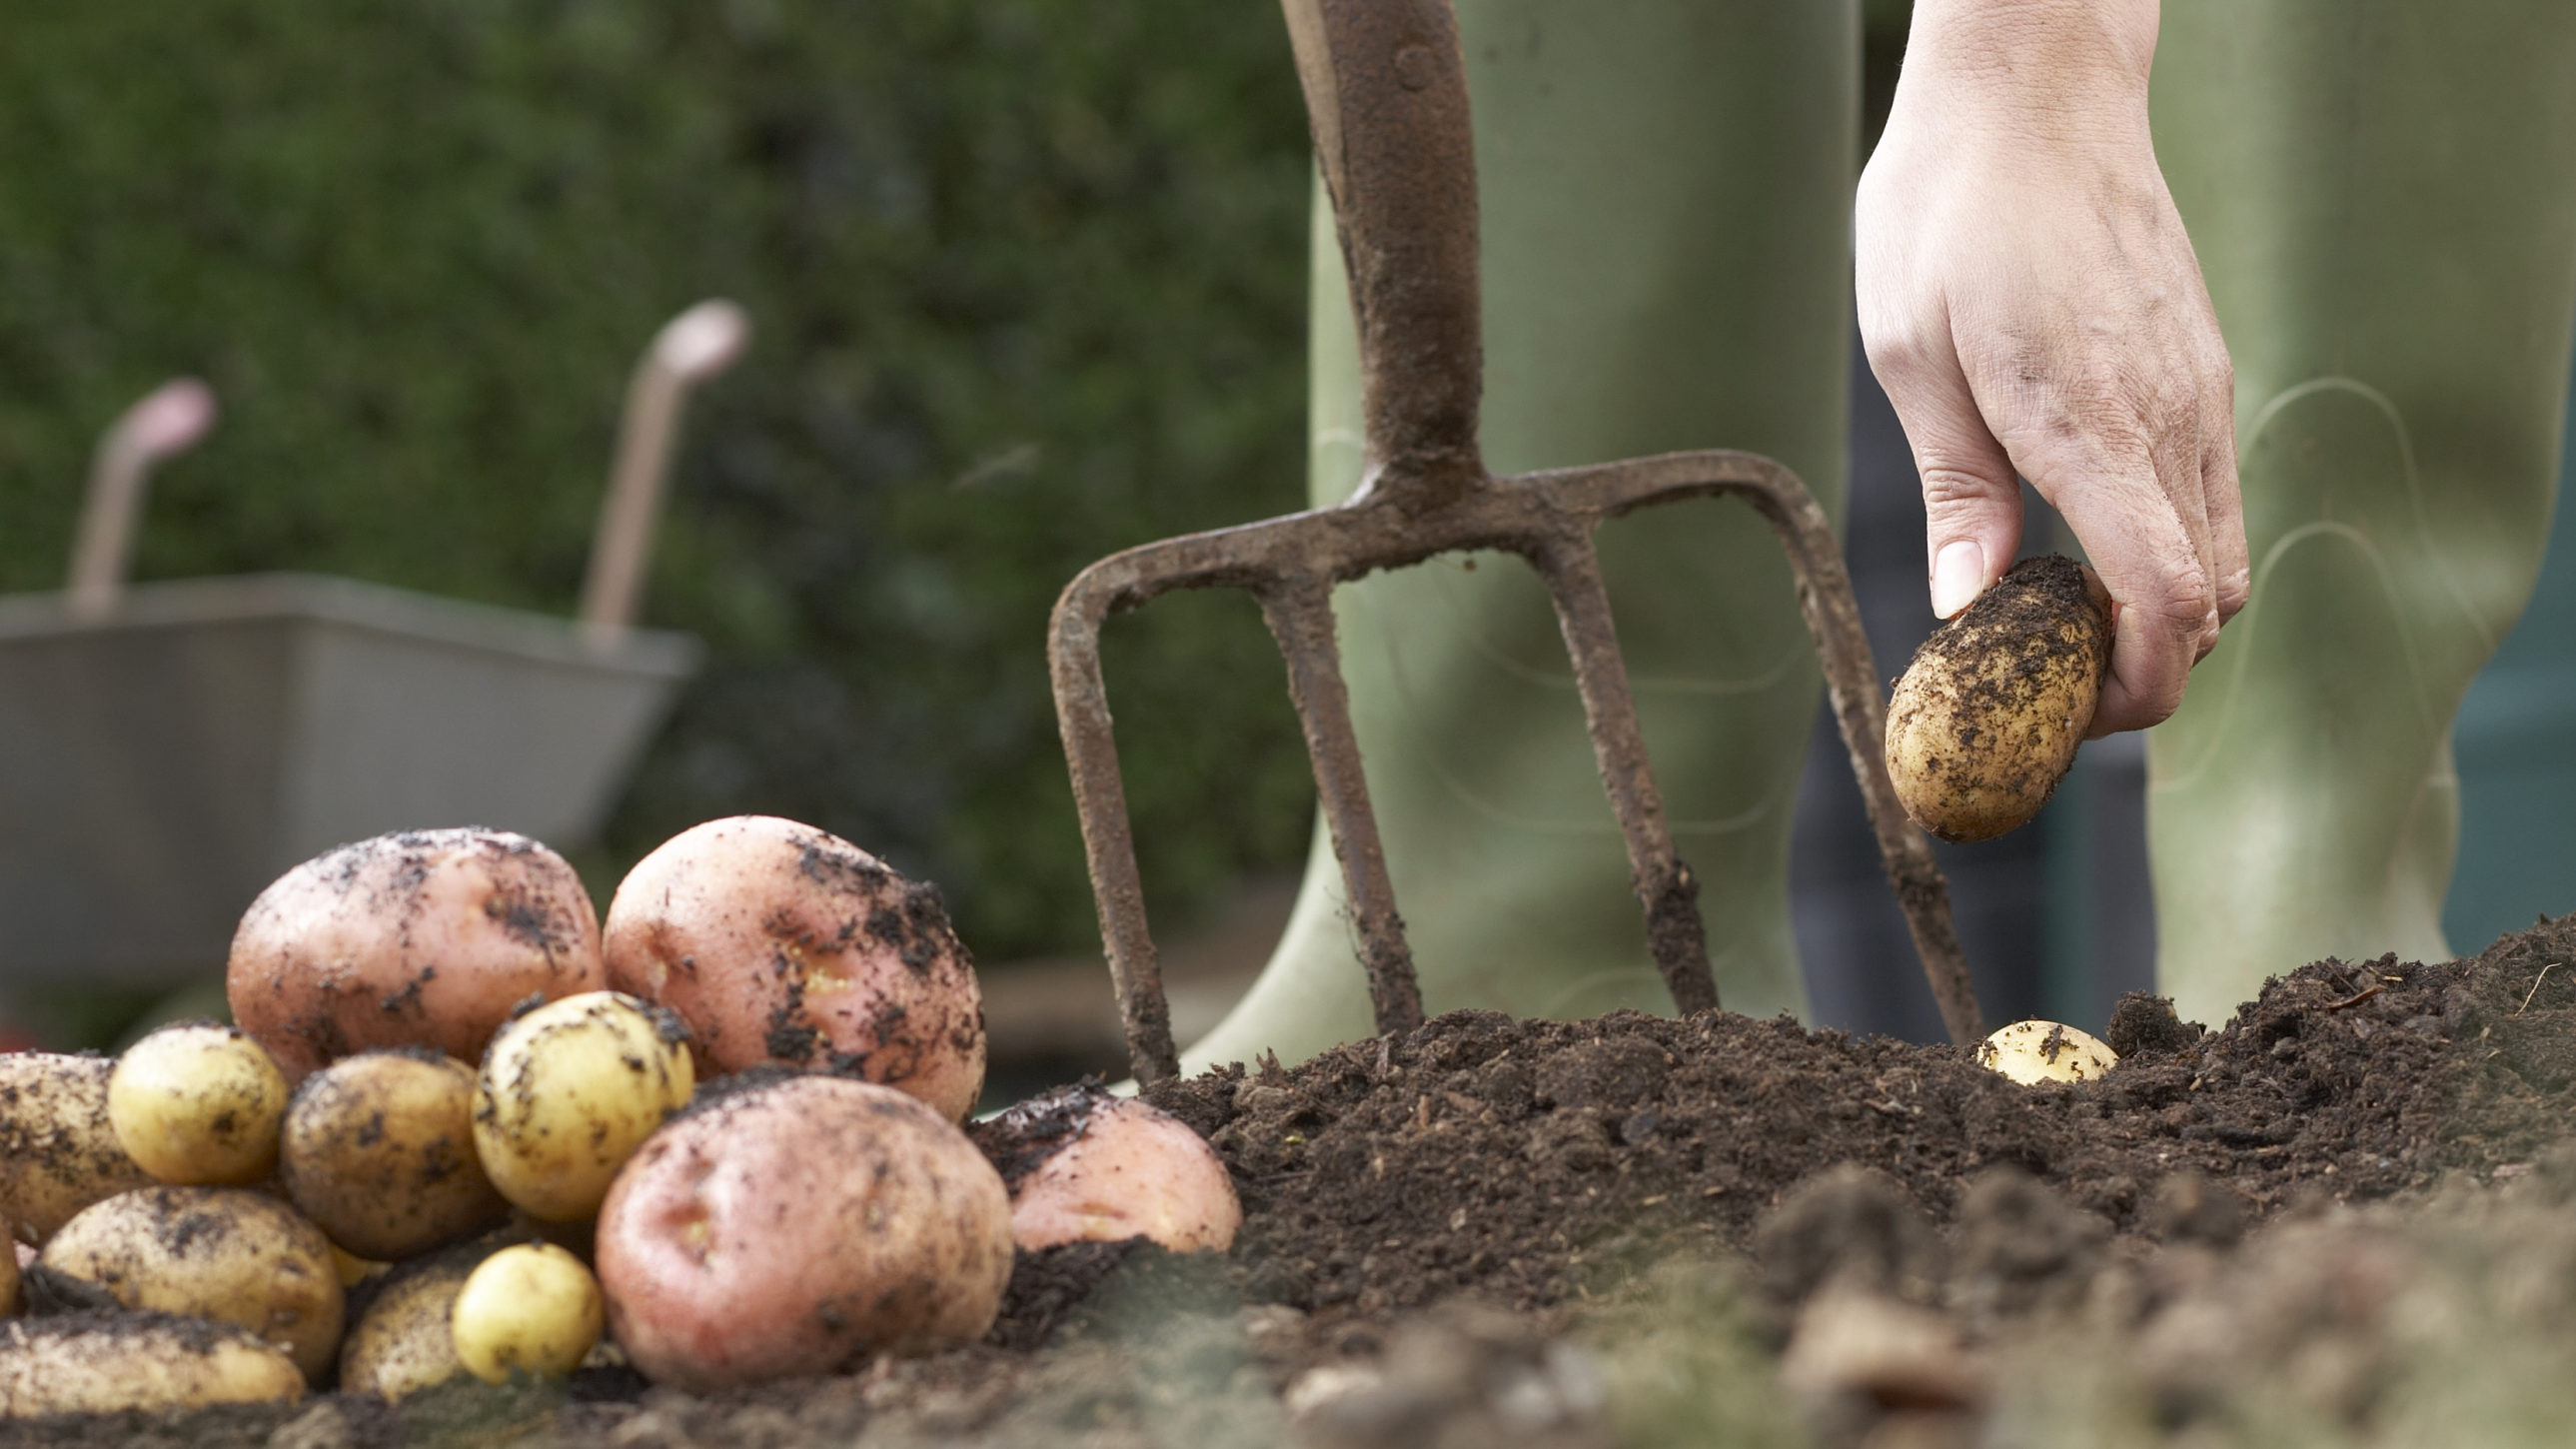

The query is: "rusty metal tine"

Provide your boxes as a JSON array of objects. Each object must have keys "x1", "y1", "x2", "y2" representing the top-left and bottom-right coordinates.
[
  {"x1": 1532, "y1": 533, "x2": 1718, "y2": 1015},
  {"x1": 1711, "y1": 468, "x2": 1986, "y2": 1046},
  {"x1": 1047, "y1": 580, "x2": 1181, "y2": 1083},
  {"x1": 1255, "y1": 579, "x2": 1426, "y2": 1036}
]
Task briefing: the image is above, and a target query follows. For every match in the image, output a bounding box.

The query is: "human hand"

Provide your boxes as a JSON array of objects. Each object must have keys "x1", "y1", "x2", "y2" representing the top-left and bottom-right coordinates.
[{"x1": 1855, "y1": 0, "x2": 2245, "y2": 736}]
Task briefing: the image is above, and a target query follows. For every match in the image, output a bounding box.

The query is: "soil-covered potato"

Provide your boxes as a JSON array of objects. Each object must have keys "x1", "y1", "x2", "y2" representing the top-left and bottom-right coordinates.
[
  {"x1": 280, "y1": 1049, "x2": 508, "y2": 1260},
  {"x1": 595, "y1": 1072, "x2": 1013, "y2": 1390},
  {"x1": 602, "y1": 815, "x2": 986, "y2": 1121},
  {"x1": 1885, "y1": 555, "x2": 2112, "y2": 842},
  {"x1": 970, "y1": 1084, "x2": 1241, "y2": 1254},
  {"x1": 108, "y1": 1021, "x2": 289, "y2": 1186},
  {"x1": 473, "y1": 991, "x2": 694, "y2": 1223},
  {"x1": 34, "y1": 1185, "x2": 346, "y2": 1380},
  {"x1": 227, "y1": 827, "x2": 608, "y2": 1083},
  {"x1": 1977, "y1": 1019, "x2": 2119, "y2": 1085},
  {"x1": 338, "y1": 1241, "x2": 500, "y2": 1401},
  {"x1": 451, "y1": 1241, "x2": 604, "y2": 1383},
  {"x1": 0, "y1": 1053, "x2": 155, "y2": 1245},
  {"x1": 0, "y1": 1310, "x2": 304, "y2": 1417}
]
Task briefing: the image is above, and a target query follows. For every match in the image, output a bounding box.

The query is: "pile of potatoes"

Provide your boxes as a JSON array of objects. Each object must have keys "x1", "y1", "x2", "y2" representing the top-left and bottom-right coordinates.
[{"x1": 0, "y1": 816, "x2": 1240, "y2": 1418}]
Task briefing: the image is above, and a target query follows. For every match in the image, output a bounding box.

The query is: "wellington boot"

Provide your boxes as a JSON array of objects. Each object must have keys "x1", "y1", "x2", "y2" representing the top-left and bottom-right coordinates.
[
  {"x1": 1182, "y1": 0, "x2": 1856, "y2": 1071},
  {"x1": 2146, "y1": 0, "x2": 2576, "y2": 1027}
]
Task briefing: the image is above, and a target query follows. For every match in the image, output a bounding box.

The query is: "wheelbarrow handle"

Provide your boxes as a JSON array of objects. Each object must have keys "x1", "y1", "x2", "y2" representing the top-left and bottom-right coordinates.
[{"x1": 1280, "y1": 0, "x2": 1485, "y2": 498}]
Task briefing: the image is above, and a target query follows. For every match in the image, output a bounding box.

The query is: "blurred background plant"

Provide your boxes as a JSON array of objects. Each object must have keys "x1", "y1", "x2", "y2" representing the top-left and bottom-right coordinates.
[{"x1": 0, "y1": 0, "x2": 1320, "y2": 972}]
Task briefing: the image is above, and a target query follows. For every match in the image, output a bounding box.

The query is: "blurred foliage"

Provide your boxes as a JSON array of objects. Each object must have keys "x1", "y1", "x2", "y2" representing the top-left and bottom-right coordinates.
[{"x1": 0, "y1": 0, "x2": 1320, "y2": 958}]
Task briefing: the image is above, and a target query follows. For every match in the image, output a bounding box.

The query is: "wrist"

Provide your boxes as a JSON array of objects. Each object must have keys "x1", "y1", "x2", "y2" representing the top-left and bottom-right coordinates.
[{"x1": 1894, "y1": 0, "x2": 2159, "y2": 146}]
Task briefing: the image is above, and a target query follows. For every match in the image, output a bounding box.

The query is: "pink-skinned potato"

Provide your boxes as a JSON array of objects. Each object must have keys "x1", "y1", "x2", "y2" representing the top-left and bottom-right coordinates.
[
  {"x1": 595, "y1": 1072, "x2": 1012, "y2": 1390},
  {"x1": 602, "y1": 816, "x2": 985, "y2": 1121},
  {"x1": 969, "y1": 1084, "x2": 1240, "y2": 1254},
  {"x1": 229, "y1": 829, "x2": 607, "y2": 1084}
]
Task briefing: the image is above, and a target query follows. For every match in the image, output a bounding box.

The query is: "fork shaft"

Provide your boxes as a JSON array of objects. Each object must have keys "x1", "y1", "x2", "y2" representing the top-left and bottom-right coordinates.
[
  {"x1": 1534, "y1": 535, "x2": 1721, "y2": 1015},
  {"x1": 1258, "y1": 578, "x2": 1426, "y2": 1037}
]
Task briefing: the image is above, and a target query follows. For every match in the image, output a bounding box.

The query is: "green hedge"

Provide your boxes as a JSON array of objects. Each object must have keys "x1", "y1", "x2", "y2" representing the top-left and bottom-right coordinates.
[{"x1": 0, "y1": 0, "x2": 1321, "y2": 959}]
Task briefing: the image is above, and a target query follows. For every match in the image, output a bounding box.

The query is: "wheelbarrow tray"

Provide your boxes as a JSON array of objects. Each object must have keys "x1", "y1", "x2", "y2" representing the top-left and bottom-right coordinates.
[{"x1": 0, "y1": 572, "x2": 699, "y2": 984}]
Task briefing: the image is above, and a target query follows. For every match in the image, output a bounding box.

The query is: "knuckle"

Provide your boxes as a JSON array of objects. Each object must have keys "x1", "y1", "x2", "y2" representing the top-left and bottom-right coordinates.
[{"x1": 1917, "y1": 465, "x2": 2013, "y2": 511}]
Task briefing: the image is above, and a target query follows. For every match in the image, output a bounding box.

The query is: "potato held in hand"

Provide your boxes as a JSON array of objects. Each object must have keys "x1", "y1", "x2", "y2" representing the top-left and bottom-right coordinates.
[
  {"x1": 1885, "y1": 556, "x2": 2112, "y2": 842},
  {"x1": 604, "y1": 816, "x2": 986, "y2": 1121}
]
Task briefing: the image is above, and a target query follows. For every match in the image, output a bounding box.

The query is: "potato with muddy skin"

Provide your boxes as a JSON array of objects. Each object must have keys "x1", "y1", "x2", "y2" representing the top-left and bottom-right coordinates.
[
  {"x1": 0, "y1": 1053, "x2": 155, "y2": 1244},
  {"x1": 473, "y1": 991, "x2": 694, "y2": 1223},
  {"x1": 340, "y1": 1252, "x2": 478, "y2": 1400},
  {"x1": 228, "y1": 827, "x2": 607, "y2": 1083},
  {"x1": 595, "y1": 1072, "x2": 1013, "y2": 1390},
  {"x1": 0, "y1": 1312, "x2": 304, "y2": 1417},
  {"x1": 108, "y1": 1021, "x2": 288, "y2": 1186},
  {"x1": 603, "y1": 816, "x2": 986, "y2": 1121},
  {"x1": 35, "y1": 1185, "x2": 345, "y2": 1380},
  {"x1": 280, "y1": 1049, "x2": 507, "y2": 1260},
  {"x1": 1885, "y1": 555, "x2": 2112, "y2": 842},
  {"x1": 969, "y1": 1084, "x2": 1241, "y2": 1254}
]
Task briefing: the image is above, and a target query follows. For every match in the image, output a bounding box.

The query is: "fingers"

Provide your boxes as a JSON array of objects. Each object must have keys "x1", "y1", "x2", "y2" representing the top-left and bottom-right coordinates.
[
  {"x1": 2198, "y1": 348, "x2": 2250, "y2": 624},
  {"x1": 1864, "y1": 325, "x2": 2025, "y2": 621},
  {"x1": 2053, "y1": 456, "x2": 2214, "y2": 737}
]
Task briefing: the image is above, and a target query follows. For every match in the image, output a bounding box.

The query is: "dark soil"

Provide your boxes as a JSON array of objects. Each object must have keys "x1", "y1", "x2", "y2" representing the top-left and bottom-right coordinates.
[{"x1": 14, "y1": 916, "x2": 2576, "y2": 1447}]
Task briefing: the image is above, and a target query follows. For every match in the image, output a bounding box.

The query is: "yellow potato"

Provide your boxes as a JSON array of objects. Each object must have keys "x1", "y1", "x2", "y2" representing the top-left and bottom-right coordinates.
[
  {"x1": 0, "y1": 1311, "x2": 304, "y2": 1417},
  {"x1": 36, "y1": 1185, "x2": 345, "y2": 1380},
  {"x1": 452, "y1": 1242, "x2": 603, "y2": 1383},
  {"x1": 473, "y1": 991, "x2": 693, "y2": 1223},
  {"x1": 108, "y1": 1021, "x2": 289, "y2": 1186},
  {"x1": 341, "y1": 1252, "x2": 481, "y2": 1400},
  {"x1": 0, "y1": 1053, "x2": 155, "y2": 1244},
  {"x1": 280, "y1": 1049, "x2": 507, "y2": 1260},
  {"x1": 1977, "y1": 1020, "x2": 2119, "y2": 1085},
  {"x1": 1885, "y1": 555, "x2": 2112, "y2": 842}
]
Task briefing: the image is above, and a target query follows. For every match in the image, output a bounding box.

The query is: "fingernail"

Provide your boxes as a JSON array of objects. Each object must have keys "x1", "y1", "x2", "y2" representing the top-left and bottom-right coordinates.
[{"x1": 1931, "y1": 541, "x2": 1985, "y2": 619}]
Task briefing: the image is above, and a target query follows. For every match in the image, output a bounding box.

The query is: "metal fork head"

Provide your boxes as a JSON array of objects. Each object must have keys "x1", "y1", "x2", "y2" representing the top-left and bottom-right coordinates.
[{"x1": 1048, "y1": 0, "x2": 1981, "y2": 1084}]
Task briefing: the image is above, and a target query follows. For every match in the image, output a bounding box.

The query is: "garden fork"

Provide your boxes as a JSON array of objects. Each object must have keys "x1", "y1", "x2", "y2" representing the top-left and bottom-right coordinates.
[{"x1": 1049, "y1": 0, "x2": 1983, "y2": 1083}]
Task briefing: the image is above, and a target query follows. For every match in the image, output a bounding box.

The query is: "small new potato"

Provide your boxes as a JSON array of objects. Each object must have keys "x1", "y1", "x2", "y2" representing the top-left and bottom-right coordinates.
[
  {"x1": 1977, "y1": 1019, "x2": 2119, "y2": 1085},
  {"x1": 970, "y1": 1085, "x2": 1241, "y2": 1254},
  {"x1": 229, "y1": 827, "x2": 608, "y2": 1083},
  {"x1": 473, "y1": 991, "x2": 694, "y2": 1222},
  {"x1": 281, "y1": 1049, "x2": 507, "y2": 1261},
  {"x1": 36, "y1": 1186, "x2": 345, "y2": 1380},
  {"x1": 603, "y1": 816, "x2": 987, "y2": 1121},
  {"x1": 0, "y1": 1053, "x2": 155, "y2": 1244},
  {"x1": 0, "y1": 1311, "x2": 304, "y2": 1417},
  {"x1": 340, "y1": 1255, "x2": 476, "y2": 1400},
  {"x1": 596, "y1": 1073, "x2": 1013, "y2": 1390},
  {"x1": 109, "y1": 1021, "x2": 288, "y2": 1186},
  {"x1": 452, "y1": 1242, "x2": 604, "y2": 1383},
  {"x1": 1885, "y1": 556, "x2": 2112, "y2": 842}
]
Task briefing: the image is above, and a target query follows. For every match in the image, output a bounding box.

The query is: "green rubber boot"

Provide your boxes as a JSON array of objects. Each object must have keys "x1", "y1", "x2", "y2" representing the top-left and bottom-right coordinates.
[
  {"x1": 1183, "y1": 1, "x2": 1857, "y2": 1072},
  {"x1": 2146, "y1": 0, "x2": 2576, "y2": 1027}
]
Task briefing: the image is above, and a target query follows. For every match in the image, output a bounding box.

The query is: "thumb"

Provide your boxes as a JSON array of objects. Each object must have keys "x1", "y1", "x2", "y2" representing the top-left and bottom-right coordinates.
[{"x1": 1873, "y1": 351, "x2": 2025, "y2": 619}]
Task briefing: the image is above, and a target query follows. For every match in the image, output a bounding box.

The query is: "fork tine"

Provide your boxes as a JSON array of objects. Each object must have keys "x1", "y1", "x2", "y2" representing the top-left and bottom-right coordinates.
[
  {"x1": 1531, "y1": 533, "x2": 1719, "y2": 1015},
  {"x1": 1049, "y1": 579, "x2": 1181, "y2": 1083},
  {"x1": 1256, "y1": 577, "x2": 1426, "y2": 1037}
]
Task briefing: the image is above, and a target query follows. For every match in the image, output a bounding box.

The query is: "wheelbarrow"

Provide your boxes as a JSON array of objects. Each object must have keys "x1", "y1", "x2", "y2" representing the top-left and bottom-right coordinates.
[
  {"x1": 0, "y1": 302, "x2": 746, "y2": 986},
  {"x1": 1050, "y1": 0, "x2": 1984, "y2": 1084}
]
